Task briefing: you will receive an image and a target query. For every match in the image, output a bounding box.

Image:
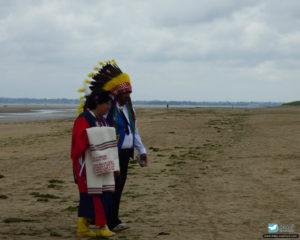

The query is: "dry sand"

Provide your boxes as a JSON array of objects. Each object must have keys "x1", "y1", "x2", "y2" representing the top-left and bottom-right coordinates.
[{"x1": 0, "y1": 106, "x2": 299, "y2": 240}]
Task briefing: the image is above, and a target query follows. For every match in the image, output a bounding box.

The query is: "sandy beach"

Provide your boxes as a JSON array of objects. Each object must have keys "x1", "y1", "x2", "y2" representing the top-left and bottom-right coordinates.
[{"x1": 0, "y1": 106, "x2": 299, "y2": 240}]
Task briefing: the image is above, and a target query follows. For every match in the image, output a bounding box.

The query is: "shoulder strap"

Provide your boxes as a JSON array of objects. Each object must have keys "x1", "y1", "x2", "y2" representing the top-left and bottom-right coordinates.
[
  {"x1": 127, "y1": 101, "x2": 135, "y2": 134},
  {"x1": 106, "y1": 100, "x2": 116, "y2": 125}
]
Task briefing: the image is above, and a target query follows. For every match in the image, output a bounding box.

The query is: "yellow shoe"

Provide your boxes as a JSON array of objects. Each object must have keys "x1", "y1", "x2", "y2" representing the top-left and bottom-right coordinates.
[
  {"x1": 77, "y1": 217, "x2": 96, "y2": 237},
  {"x1": 96, "y1": 225, "x2": 116, "y2": 237}
]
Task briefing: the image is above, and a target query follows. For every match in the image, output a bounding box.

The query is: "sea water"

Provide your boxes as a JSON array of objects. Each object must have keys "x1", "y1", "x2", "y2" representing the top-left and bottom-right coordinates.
[{"x1": 0, "y1": 108, "x2": 77, "y2": 123}]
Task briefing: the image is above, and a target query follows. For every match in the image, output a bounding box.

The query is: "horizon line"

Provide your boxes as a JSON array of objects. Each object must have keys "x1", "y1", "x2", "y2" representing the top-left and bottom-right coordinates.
[{"x1": 0, "y1": 97, "x2": 289, "y2": 104}]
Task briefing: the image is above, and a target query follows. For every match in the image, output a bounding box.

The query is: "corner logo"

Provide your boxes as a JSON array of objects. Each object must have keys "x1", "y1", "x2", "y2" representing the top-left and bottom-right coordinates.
[{"x1": 268, "y1": 223, "x2": 278, "y2": 233}]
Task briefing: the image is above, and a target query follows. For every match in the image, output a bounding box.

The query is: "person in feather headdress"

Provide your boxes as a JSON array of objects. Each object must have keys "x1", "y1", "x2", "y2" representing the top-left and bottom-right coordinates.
[{"x1": 89, "y1": 60, "x2": 148, "y2": 232}]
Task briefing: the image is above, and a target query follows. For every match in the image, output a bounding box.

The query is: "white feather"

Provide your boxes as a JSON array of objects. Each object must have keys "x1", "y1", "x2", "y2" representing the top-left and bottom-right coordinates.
[{"x1": 85, "y1": 84, "x2": 92, "y2": 95}]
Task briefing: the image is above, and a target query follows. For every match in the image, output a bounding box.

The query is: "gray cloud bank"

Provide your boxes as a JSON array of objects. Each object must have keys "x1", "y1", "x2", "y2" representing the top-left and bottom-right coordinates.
[{"x1": 0, "y1": 0, "x2": 299, "y2": 101}]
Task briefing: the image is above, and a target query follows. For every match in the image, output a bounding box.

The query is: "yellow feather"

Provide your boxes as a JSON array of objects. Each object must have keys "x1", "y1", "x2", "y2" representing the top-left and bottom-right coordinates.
[
  {"x1": 88, "y1": 72, "x2": 95, "y2": 78},
  {"x1": 93, "y1": 66, "x2": 99, "y2": 71},
  {"x1": 79, "y1": 96, "x2": 85, "y2": 101},
  {"x1": 79, "y1": 102, "x2": 85, "y2": 108},
  {"x1": 99, "y1": 61, "x2": 104, "y2": 66},
  {"x1": 112, "y1": 59, "x2": 117, "y2": 65},
  {"x1": 84, "y1": 80, "x2": 91, "y2": 84},
  {"x1": 103, "y1": 73, "x2": 130, "y2": 91},
  {"x1": 77, "y1": 88, "x2": 85, "y2": 93}
]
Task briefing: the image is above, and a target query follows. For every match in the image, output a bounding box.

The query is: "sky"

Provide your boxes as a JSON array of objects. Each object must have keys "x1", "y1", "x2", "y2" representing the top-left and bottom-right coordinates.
[{"x1": 0, "y1": 0, "x2": 299, "y2": 102}]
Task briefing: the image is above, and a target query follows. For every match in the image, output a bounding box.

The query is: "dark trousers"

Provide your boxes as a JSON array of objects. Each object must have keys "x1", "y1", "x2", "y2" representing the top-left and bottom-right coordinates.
[
  {"x1": 108, "y1": 148, "x2": 133, "y2": 229},
  {"x1": 100, "y1": 191, "x2": 113, "y2": 225}
]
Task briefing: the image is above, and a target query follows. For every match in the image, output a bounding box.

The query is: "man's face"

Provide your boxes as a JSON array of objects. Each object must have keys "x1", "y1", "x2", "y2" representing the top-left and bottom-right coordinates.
[{"x1": 116, "y1": 92, "x2": 131, "y2": 106}]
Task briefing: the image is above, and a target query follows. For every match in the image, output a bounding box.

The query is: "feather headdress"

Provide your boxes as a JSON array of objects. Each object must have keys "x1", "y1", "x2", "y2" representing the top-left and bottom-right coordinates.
[
  {"x1": 90, "y1": 60, "x2": 132, "y2": 96},
  {"x1": 76, "y1": 59, "x2": 132, "y2": 115}
]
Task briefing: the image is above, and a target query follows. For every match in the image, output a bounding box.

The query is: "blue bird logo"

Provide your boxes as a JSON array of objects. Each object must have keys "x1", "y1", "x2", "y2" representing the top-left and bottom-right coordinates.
[{"x1": 268, "y1": 223, "x2": 278, "y2": 233}]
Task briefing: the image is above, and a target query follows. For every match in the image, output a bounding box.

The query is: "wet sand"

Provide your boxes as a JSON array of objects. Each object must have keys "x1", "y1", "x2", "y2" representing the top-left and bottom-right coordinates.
[
  {"x1": 0, "y1": 106, "x2": 299, "y2": 239},
  {"x1": 0, "y1": 105, "x2": 76, "y2": 122},
  {"x1": 0, "y1": 104, "x2": 77, "y2": 112}
]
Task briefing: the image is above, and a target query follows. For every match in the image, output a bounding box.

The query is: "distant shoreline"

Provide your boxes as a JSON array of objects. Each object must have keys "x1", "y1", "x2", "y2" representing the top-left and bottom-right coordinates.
[
  {"x1": 0, "y1": 102, "x2": 282, "y2": 113},
  {"x1": 0, "y1": 97, "x2": 284, "y2": 108},
  {"x1": 0, "y1": 103, "x2": 291, "y2": 123},
  {"x1": 0, "y1": 104, "x2": 77, "y2": 113},
  {"x1": 0, "y1": 105, "x2": 77, "y2": 123}
]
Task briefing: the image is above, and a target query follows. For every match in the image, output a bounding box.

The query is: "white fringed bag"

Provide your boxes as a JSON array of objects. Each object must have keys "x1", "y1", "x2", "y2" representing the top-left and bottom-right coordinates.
[{"x1": 84, "y1": 127, "x2": 119, "y2": 194}]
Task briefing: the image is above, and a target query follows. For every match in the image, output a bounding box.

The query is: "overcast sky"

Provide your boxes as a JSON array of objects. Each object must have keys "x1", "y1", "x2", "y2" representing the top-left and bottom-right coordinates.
[{"x1": 0, "y1": 0, "x2": 299, "y2": 102}]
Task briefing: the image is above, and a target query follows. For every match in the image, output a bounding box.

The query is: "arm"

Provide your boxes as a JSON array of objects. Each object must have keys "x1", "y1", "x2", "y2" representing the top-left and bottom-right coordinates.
[
  {"x1": 134, "y1": 120, "x2": 147, "y2": 166},
  {"x1": 134, "y1": 123, "x2": 146, "y2": 155},
  {"x1": 71, "y1": 117, "x2": 90, "y2": 163}
]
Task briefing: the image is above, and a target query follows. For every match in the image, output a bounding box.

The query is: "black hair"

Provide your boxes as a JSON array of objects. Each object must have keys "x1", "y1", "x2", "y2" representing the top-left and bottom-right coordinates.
[{"x1": 83, "y1": 90, "x2": 111, "y2": 111}]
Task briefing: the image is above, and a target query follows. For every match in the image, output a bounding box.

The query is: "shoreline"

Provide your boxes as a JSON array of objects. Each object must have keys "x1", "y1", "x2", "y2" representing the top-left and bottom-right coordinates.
[
  {"x1": 0, "y1": 104, "x2": 297, "y2": 123},
  {"x1": 0, "y1": 105, "x2": 77, "y2": 123},
  {"x1": 0, "y1": 104, "x2": 77, "y2": 113}
]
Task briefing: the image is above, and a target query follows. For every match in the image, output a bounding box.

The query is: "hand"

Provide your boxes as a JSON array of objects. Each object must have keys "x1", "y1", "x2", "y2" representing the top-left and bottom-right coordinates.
[{"x1": 140, "y1": 154, "x2": 148, "y2": 167}]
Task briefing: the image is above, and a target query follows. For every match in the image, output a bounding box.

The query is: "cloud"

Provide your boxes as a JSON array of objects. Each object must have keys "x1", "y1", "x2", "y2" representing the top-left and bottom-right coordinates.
[{"x1": 0, "y1": 0, "x2": 299, "y2": 101}]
